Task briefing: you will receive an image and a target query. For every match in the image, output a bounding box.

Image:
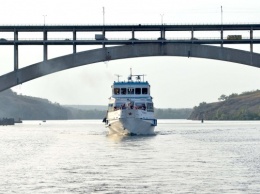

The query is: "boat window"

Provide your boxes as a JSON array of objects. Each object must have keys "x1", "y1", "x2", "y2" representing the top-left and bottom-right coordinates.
[
  {"x1": 142, "y1": 88, "x2": 148, "y2": 94},
  {"x1": 135, "y1": 88, "x2": 141, "y2": 95},
  {"x1": 114, "y1": 88, "x2": 120, "y2": 95},
  {"x1": 128, "y1": 88, "x2": 134, "y2": 94},
  {"x1": 135, "y1": 102, "x2": 146, "y2": 110},
  {"x1": 121, "y1": 88, "x2": 126, "y2": 95},
  {"x1": 147, "y1": 103, "x2": 154, "y2": 112}
]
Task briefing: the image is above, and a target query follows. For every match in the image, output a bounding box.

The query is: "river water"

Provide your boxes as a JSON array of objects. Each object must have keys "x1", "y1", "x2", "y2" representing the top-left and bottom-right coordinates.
[{"x1": 0, "y1": 120, "x2": 260, "y2": 194}]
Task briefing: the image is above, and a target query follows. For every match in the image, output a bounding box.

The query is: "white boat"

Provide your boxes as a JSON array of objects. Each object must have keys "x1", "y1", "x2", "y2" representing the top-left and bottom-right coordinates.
[{"x1": 103, "y1": 70, "x2": 157, "y2": 135}]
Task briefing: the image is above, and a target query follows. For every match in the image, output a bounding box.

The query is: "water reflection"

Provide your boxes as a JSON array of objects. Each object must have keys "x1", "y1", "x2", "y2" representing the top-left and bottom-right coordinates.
[{"x1": 106, "y1": 133, "x2": 156, "y2": 143}]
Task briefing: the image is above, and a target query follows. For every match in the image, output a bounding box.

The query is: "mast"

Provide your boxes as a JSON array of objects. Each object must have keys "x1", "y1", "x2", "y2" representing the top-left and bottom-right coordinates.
[
  {"x1": 115, "y1": 74, "x2": 122, "y2": 82},
  {"x1": 127, "y1": 68, "x2": 146, "y2": 82},
  {"x1": 128, "y1": 68, "x2": 133, "y2": 81}
]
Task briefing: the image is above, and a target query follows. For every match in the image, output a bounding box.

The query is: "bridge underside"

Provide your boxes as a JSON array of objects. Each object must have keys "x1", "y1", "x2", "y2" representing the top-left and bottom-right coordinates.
[{"x1": 0, "y1": 43, "x2": 260, "y2": 92}]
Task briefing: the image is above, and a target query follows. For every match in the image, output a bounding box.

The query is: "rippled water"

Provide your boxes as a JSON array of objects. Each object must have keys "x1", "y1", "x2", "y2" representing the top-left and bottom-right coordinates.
[{"x1": 1, "y1": 120, "x2": 260, "y2": 193}]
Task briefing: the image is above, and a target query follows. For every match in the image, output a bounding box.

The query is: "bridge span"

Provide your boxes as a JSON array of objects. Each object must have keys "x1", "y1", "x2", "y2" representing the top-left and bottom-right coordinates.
[
  {"x1": 0, "y1": 43, "x2": 260, "y2": 92},
  {"x1": 1, "y1": 23, "x2": 260, "y2": 71},
  {"x1": 1, "y1": 23, "x2": 260, "y2": 92}
]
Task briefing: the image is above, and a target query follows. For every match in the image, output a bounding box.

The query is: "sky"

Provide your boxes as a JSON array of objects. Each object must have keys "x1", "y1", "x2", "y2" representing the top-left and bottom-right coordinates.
[{"x1": 0, "y1": 0, "x2": 260, "y2": 108}]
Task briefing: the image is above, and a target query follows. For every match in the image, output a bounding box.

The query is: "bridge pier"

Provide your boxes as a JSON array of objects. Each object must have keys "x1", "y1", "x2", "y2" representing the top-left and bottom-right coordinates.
[
  {"x1": 250, "y1": 28, "x2": 253, "y2": 52},
  {"x1": 14, "y1": 44, "x2": 18, "y2": 71},
  {"x1": 160, "y1": 27, "x2": 165, "y2": 39},
  {"x1": 43, "y1": 30, "x2": 48, "y2": 61},
  {"x1": 102, "y1": 29, "x2": 106, "y2": 48},
  {"x1": 220, "y1": 27, "x2": 223, "y2": 47},
  {"x1": 14, "y1": 29, "x2": 18, "y2": 71},
  {"x1": 132, "y1": 28, "x2": 135, "y2": 40},
  {"x1": 73, "y1": 29, "x2": 77, "y2": 53}
]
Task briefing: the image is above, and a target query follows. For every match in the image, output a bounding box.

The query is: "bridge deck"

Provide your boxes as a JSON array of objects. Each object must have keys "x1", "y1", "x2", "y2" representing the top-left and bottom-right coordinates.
[
  {"x1": 0, "y1": 23, "x2": 260, "y2": 31},
  {"x1": 0, "y1": 39, "x2": 260, "y2": 45}
]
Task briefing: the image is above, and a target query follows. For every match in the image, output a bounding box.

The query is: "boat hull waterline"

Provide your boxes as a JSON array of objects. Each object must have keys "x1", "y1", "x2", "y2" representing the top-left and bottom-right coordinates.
[{"x1": 107, "y1": 118, "x2": 156, "y2": 135}]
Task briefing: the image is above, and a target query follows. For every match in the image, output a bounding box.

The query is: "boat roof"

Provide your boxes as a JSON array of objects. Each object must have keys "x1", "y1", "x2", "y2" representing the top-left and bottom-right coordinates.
[
  {"x1": 113, "y1": 68, "x2": 150, "y2": 87},
  {"x1": 113, "y1": 81, "x2": 149, "y2": 86}
]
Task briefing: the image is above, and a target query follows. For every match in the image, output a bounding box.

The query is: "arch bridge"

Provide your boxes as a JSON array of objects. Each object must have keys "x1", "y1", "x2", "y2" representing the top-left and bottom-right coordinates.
[{"x1": 0, "y1": 24, "x2": 260, "y2": 92}]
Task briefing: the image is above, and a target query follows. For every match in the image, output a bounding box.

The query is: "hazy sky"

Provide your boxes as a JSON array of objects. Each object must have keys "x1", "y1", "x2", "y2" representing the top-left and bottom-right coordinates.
[{"x1": 1, "y1": 0, "x2": 260, "y2": 108}]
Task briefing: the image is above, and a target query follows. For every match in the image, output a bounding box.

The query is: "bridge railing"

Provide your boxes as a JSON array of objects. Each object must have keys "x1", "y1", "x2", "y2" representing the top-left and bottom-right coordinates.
[
  {"x1": 1, "y1": 22, "x2": 260, "y2": 26},
  {"x1": 0, "y1": 37, "x2": 260, "y2": 41}
]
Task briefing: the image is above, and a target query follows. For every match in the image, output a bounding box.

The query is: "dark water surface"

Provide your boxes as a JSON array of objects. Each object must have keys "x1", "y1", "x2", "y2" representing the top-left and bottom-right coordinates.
[{"x1": 1, "y1": 120, "x2": 260, "y2": 193}]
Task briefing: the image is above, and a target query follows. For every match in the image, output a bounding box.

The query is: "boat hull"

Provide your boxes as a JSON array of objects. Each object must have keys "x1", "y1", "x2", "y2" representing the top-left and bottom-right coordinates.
[{"x1": 108, "y1": 118, "x2": 155, "y2": 135}]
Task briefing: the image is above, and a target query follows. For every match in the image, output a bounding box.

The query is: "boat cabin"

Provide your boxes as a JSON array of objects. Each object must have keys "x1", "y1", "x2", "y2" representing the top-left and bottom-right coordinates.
[
  {"x1": 109, "y1": 81, "x2": 154, "y2": 112},
  {"x1": 108, "y1": 71, "x2": 154, "y2": 113}
]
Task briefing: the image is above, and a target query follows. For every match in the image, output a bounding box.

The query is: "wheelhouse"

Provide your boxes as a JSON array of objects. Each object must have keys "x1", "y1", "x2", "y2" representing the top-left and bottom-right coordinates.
[
  {"x1": 112, "y1": 81, "x2": 150, "y2": 97},
  {"x1": 109, "y1": 80, "x2": 154, "y2": 112}
]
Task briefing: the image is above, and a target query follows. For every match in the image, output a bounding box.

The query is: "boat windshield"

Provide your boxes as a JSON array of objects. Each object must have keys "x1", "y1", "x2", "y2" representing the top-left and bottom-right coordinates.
[
  {"x1": 121, "y1": 88, "x2": 126, "y2": 94},
  {"x1": 127, "y1": 88, "x2": 134, "y2": 94},
  {"x1": 142, "y1": 88, "x2": 148, "y2": 94},
  {"x1": 113, "y1": 87, "x2": 149, "y2": 95},
  {"x1": 114, "y1": 88, "x2": 120, "y2": 95},
  {"x1": 135, "y1": 88, "x2": 141, "y2": 95}
]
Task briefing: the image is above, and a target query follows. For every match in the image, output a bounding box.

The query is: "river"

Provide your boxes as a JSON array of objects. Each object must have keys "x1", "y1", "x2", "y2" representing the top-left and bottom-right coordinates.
[{"x1": 0, "y1": 120, "x2": 260, "y2": 193}]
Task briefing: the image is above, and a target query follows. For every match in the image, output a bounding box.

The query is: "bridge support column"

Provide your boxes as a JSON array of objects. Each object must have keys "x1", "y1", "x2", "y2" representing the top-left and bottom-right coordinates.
[
  {"x1": 102, "y1": 29, "x2": 106, "y2": 48},
  {"x1": 250, "y1": 28, "x2": 253, "y2": 52},
  {"x1": 160, "y1": 27, "x2": 165, "y2": 39},
  {"x1": 191, "y1": 28, "x2": 194, "y2": 39},
  {"x1": 43, "y1": 30, "x2": 48, "y2": 61},
  {"x1": 14, "y1": 29, "x2": 18, "y2": 71},
  {"x1": 132, "y1": 28, "x2": 135, "y2": 40},
  {"x1": 73, "y1": 29, "x2": 76, "y2": 53},
  {"x1": 220, "y1": 27, "x2": 223, "y2": 47},
  {"x1": 14, "y1": 44, "x2": 18, "y2": 71}
]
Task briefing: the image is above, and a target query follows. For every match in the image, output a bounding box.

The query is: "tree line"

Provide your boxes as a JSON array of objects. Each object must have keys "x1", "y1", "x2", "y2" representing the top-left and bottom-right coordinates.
[{"x1": 0, "y1": 89, "x2": 192, "y2": 120}]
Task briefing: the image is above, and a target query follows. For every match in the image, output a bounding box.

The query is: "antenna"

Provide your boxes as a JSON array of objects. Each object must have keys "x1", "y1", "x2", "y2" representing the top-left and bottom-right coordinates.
[
  {"x1": 128, "y1": 68, "x2": 146, "y2": 82},
  {"x1": 128, "y1": 68, "x2": 133, "y2": 81},
  {"x1": 115, "y1": 74, "x2": 122, "y2": 82},
  {"x1": 103, "y1": 7, "x2": 105, "y2": 25},
  {"x1": 142, "y1": 74, "x2": 146, "y2": 82},
  {"x1": 221, "y1": 6, "x2": 223, "y2": 24}
]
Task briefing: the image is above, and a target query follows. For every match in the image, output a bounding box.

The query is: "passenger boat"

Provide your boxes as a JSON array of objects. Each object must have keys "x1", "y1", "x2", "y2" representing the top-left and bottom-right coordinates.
[{"x1": 103, "y1": 70, "x2": 157, "y2": 135}]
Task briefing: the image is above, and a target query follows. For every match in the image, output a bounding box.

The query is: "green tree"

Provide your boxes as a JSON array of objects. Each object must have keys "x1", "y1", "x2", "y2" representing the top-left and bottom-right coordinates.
[{"x1": 218, "y1": 94, "x2": 228, "y2": 101}]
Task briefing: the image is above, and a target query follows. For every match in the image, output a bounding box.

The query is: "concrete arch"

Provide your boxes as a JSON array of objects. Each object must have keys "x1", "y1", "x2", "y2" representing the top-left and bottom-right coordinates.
[{"x1": 1, "y1": 43, "x2": 260, "y2": 92}]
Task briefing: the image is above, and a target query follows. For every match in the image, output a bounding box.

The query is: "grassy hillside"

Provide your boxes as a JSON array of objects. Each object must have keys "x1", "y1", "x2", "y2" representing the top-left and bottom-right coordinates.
[
  {"x1": 189, "y1": 90, "x2": 260, "y2": 120},
  {"x1": 0, "y1": 89, "x2": 69, "y2": 120},
  {"x1": 0, "y1": 89, "x2": 108, "y2": 120}
]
